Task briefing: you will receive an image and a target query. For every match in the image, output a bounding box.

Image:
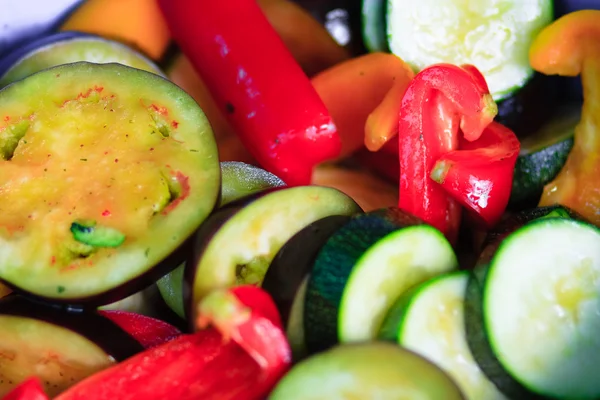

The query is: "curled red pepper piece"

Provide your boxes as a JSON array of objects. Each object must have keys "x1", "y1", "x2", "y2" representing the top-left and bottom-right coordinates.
[
  {"x1": 431, "y1": 121, "x2": 520, "y2": 227},
  {"x1": 55, "y1": 286, "x2": 291, "y2": 400},
  {"x1": 3, "y1": 378, "x2": 48, "y2": 400},
  {"x1": 398, "y1": 63, "x2": 498, "y2": 241},
  {"x1": 158, "y1": 0, "x2": 341, "y2": 186}
]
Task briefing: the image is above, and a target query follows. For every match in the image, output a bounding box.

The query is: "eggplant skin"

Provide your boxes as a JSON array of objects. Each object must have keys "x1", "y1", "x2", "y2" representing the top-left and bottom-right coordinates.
[
  {"x1": 183, "y1": 192, "x2": 271, "y2": 322},
  {"x1": 262, "y1": 215, "x2": 352, "y2": 325},
  {"x1": 1, "y1": 235, "x2": 195, "y2": 311},
  {"x1": 0, "y1": 295, "x2": 144, "y2": 360},
  {"x1": 0, "y1": 31, "x2": 92, "y2": 79}
]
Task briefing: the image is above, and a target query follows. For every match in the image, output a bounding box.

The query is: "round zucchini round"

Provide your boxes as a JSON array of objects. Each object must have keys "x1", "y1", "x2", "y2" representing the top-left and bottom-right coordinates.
[
  {"x1": 466, "y1": 218, "x2": 600, "y2": 399},
  {"x1": 269, "y1": 342, "x2": 465, "y2": 399},
  {"x1": 0, "y1": 31, "x2": 164, "y2": 89},
  {"x1": 304, "y1": 207, "x2": 458, "y2": 353},
  {"x1": 0, "y1": 62, "x2": 220, "y2": 307},
  {"x1": 0, "y1": 295, "x2": 143, "y2": 398}
]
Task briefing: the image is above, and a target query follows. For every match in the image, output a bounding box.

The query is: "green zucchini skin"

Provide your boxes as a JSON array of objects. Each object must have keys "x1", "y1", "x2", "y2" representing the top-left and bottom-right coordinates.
[
  {"x1": 508, "y1": 105, "x2": 580, "y2": 209},
  {"x1": 304, "y1": 208, "x2": 424, "y2": 352},
  {"x1": 481, "y1": 205, "x2": 581, "y2": 254},
  {"x1": 361, "y1": 0, "x2": 388, "y2": 52},
  {"x1": 466, "y1": 218, "x2": 600, "y2": 399}
]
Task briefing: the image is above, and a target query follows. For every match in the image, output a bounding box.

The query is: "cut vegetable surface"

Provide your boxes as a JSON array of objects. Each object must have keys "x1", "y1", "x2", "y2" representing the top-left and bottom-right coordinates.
[
  {"x1": 263, "y1": 214, "x2": 352, "y2": 360},
  {"x1": 387, "y1": 0, "x2": 553, "y2": 100},
  {"x1": 379, "y1": 272, "x2": 507, "y2": 400},
  {"x1": 466, "y1": 218, "x2": 600, "y2": 399},
  {"x1": 186, "y1": 186, "x2": 361, "y2": 321},
  {"x1": 0, "y1": 62, "x2": 220, "y2": 305},
  {"x1": 0, "y1": 32, "x2": 164, "y2": 89},
  {"x1": 157, "y1": 162, "x2": 285, "y2": 319},
  {"x1": 268, "y1": 343, "x2": 465, "y2": 399},
  {"x1": 304, "y1": 208, "x2": 457, "y2": 352},
  {"x1": 0, "y1": 296, "x2": 143, "y2": 397}
]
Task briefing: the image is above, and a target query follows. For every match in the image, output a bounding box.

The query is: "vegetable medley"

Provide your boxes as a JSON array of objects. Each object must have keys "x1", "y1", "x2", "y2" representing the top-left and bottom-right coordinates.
[{"x1": 0, "y1": 0, "x2": 599, "y2": 399}]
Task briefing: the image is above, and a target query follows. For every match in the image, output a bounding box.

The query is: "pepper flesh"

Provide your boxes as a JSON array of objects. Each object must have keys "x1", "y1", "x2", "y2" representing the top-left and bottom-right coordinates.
[
  {"x1": 55, "y1": 286, "x2": 290, "y2": 400},
  {"x1": 158, "y1": 0, "x2": 341, "y2": 186},
  {"x1": 310, "y1": 52, "x2": 414, "y2": 157},
  {"x1": 532, "y1": 10, "x2": 600, "y2": 224},
  {"x1": 398, "y1": 63, "x2": 497, "y2": 240},
  {"x1": 431, "y1": 121, "x2": 520, "y2": 227},
  {"x1": 3, "y1": 378, "x2": 48, "y2": 400}
]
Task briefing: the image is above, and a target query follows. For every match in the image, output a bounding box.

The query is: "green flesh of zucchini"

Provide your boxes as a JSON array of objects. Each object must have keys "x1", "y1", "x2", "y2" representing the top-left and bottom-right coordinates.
[
  {"x1": 386, "y1": 0, "x2": 553, "y2": 100},
  {"x1": 467, "y1": 218, "x2": 600, "y2": 399},
  {"x1": 269, "y1": 343, "x2": 465, "y2": 399},
  {"x1": 380, "y1": 271, "x2": 507, "y2": 400},
  {"x1": 304, "y1": 208, "x2": 457, "y2": 352}
]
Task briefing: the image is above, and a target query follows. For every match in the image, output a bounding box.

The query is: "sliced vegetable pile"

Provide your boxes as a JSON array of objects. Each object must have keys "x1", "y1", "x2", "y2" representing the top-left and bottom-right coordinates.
[{"x1": 1, "y1": 1, "x2": 599, "y2": 399}]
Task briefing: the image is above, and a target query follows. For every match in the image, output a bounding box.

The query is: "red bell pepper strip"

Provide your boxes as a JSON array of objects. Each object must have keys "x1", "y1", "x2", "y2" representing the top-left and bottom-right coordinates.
[
  {"x1": 98, "y1": 310, "x2": 182, "y2": 349},
  {"x1": 430, "y1": 121, "x2": 520, "y2": 228},
  {"x1": 398, "y1": 63, "x2": 497, "y2": 241},
  {"x1": 55, "y1": 286, "x2": 291, "y2": 400},
  {"x1": 3, "y1": 378, "x2": 49, "y2": 400},
  {"x1": 157, "y1": 0, "x2": 341, "y2": 186}
]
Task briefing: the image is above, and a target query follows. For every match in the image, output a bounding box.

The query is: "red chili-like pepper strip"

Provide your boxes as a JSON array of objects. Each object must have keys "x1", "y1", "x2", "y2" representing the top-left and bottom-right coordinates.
[
  {"x1": 157, "y1": 0, "x2": 341, "y2": 186},
  {"x1": 3, "y1": 378, "x2": 48, "y2": 400},
  {"x1": 55, "y1": 286, "x2": 291, "y2": 400},
  {"x1": 431, "y1": 121, "x2": 520, "y2": 228},
  {"x1": 98, "y1": 310, "x2": 182, "y2": 349},
  {"x1": 398, "y1": 63, "x2": 497, "y2": 242}
]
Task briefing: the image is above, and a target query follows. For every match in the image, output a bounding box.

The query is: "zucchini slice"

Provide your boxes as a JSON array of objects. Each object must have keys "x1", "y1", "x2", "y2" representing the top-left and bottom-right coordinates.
[
  {"x1": 379, "y1": 271, "x2": 507, "y2": 400},
  {"x1": 269, "y1": 343, "x2": 465, "y2": 399},
  {"x1": 185, "y1": 185, "x2": 362, "y2": 322},
  {"x1": 361, "y1": 0, "x2": 388, "y2": 52},
  {"x1": 304, "y1": 208, "x2": 457, "y2": 353},
  {"x1": 0, "y1": 62, "x2": 220, "y2": 306},
  {"x1": 466, "y1": 218, "x2": 600, "y2": 399},
  {"x1": 509, "y1": 104, "x2": 579, "y2": 208},
  {"x1": 386, "y1": 0, "x2": 553, "y2": 100},
  {"x1": 0, "y1": 31, "x2": 164, "y2": 88},
  {"x1": 0, "y1": 296, "x2": 142, "y2": 397}
]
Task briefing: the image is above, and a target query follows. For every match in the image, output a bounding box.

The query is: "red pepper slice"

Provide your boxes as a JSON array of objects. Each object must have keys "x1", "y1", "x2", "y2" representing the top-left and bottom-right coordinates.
[
  {"x1": 158, "y1": 0, "x2": 341, "y2": 186},
  {"x1": 431, "y1": 121, "x2": 520, "y2": 228},
  {"x1": 98, "y1": 310, "x2": 182, "y2": 349},
  {"x1": 55, "y1": 286, "x2": 291, "y2": 400},
  {"x1": 398, "y1": 63, "x2": 497, "y2": 241},
  {"x1": 3, "y1": 378, "x2": 48, "y2": 400}
]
